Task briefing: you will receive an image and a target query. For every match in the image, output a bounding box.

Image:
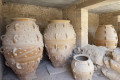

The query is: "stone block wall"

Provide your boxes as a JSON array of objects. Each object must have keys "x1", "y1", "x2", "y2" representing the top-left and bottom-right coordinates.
[
  {"x1": 2, "y1": 2, "x2": 63, "y2": 34},
  {"x1": 0, "y1": 0, "x2": 3, "y2": 79},
  {"x1": 88, "y1": 12, "x2": 99, "y2": 44},
  {"x1": 63, "y1": 1, "x2": 88, "y2": 48},
  {"x1": 0, "y1": 2, "x2": 63, "y2": 80},
  {"x1": 99, "y1": 11, "x2": 119, "y2": 33}
]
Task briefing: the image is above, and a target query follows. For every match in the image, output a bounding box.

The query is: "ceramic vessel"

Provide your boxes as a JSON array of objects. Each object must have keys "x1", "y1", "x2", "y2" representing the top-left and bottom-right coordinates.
[
  {"x1": 71, "y1": 54, "x2": 94, "y2": 80},
  {"x1": 94, "y1": 25, "x2": 118, "y2": 49},
  {"x1": 44, "y1": 20, "x2": 76, "y2": 67},
  {"x1": 119, "y1": 34, "x2": 120, "y2": 47},
  {"x1": 1, "y1": 18, "x2": 44, "y2": 80}
]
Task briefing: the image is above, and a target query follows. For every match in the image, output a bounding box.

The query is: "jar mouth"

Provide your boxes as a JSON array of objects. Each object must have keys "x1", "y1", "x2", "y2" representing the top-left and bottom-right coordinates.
[
  {"x1": 11, "y1": 18, "x2": 36, "y2": 22},
  {"x1": 99, "y1": 24, "x2": 113, "y2": 27},
  {"x1": 49, "y1": 20, "x2": 70, "y2": 23},
  {"x1": 74, "y1": 54, "x2": 89, "y2": 62}
]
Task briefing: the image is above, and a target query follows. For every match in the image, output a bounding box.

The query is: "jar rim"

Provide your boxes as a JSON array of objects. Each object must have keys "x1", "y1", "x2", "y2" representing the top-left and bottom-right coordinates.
[
  {"x1": 11, "y1": 18, "x2": 36, "y2": 22},
  {"x1": 49, "y1": 20, "x2": 70, "y2": 23},
  {"x1": 73, "y1": 54, "x2": 89, "y2": 62}
]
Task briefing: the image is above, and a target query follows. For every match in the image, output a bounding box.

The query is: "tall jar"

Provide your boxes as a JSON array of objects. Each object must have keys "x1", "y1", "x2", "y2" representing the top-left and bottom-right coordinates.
[
  {"x1": 44, "y1": 20, "x2": 76, "y2": 67},
  {"x1": 94, "y1": 25, "x2": 118, "y2": 49},
  {"x1": 71, "y1": 54, "x2": 94, "y2": 80},
  {"x1": 1, "y1": 18, "x2": 44, "y2": 80}
]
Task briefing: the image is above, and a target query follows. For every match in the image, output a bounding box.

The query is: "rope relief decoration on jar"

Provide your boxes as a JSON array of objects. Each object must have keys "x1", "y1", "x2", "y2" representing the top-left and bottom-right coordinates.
[
  {"x1": 1, "y1": 18, "x2": 44, "y2": 80},
  {"x1": 13, "y1": 35, "x2": 18, "y2": 43}
]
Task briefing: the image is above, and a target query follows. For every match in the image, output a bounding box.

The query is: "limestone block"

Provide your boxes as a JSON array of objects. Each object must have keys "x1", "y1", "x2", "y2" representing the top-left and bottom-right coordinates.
[
  {"x1": 102, "y1": 67, "x2": 120, "y2": 80},
  {"x1": 110, "y1": 59, "x2": 120, "y2": 74},
  {"x1": 112, "y1": 48, "x2": 120, "y2": 63},
  {"x1": 82, "y1": 45, "x2": 108, "y2": 66},
  {"x1": 103, "y1": 57, "x2": 111, "y2": 69}
]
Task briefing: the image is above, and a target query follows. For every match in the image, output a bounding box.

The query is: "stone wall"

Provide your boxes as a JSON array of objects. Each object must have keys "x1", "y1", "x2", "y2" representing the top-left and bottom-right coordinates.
[
  {"x1": 0, "y1": 0, "x2": 3, "y2": 79},
  {"x1": 88, "y1": 12, "x2": 99, "y2": 44},
  {"x1": 63, "y1": 0, "x2": 89, "y2": 48},
  {"x1": 2, "y1": 2, "x2": 63, "y2": 34},
  {"x1": 0, "y1": 2, "x2": 63, "y2": 79},
  {"x1": 99, "y1": 11, "x2": 119, "y2": 33}
]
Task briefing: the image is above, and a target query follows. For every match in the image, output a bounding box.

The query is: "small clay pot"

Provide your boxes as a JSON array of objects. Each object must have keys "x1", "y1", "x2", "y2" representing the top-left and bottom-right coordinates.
[{"x1": 71, "y1": 54, "x2": 94, "y2": 80}]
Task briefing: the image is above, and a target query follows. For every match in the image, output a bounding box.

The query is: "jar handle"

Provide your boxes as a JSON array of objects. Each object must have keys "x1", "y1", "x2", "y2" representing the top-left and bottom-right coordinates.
[
  {"x1": 13, "y1": 35, "x2": 18, "y2": 43},
  {"x1": 1, "y1": 35, "x2": 6, "y2": 41},
  {"x1": 6, "y1": 25, "x2": 10, "y2": 30},
  {"x1": 0, "y1": 47, "x2": 4, "y2": 54}
]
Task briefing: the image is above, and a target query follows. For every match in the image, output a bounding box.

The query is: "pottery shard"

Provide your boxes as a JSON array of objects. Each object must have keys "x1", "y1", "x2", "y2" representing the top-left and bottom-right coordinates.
[
  {"x1": 102, "y1": 67, "x2": 120, "y2": 80},
  {"x1": 110, "y1": 59, "x2": 120, "y2": 74},
  {"x1": 112, "y1": 48, "x2": 120, "y2": 63},
  {"x1": 103, "y1": 57, "x2": 111, "y2": 69}
]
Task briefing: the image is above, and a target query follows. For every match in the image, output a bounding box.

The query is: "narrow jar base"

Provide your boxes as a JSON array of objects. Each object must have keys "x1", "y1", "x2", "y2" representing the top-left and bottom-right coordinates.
[{"x1": 17, "y1": 72, "x2": 37, "y2": 80}]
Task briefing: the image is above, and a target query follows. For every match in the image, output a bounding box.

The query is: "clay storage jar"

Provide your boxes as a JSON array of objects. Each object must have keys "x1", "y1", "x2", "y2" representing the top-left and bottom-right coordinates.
[
  {"x1": 119, "y1": 34, "x2": 120, "y2": 47},
  {"x1": 71, "y1": 54, "x2": 94, "y2": 80},
  {"x1": 1, "y1": 18, "x2": 44, "y2": 80},
  {"x1": 44, "y1": 20, "x2": 76, "y2": 67},
  {"x1": 94, "y1": 25, "x2": 118, "y2": 49}
]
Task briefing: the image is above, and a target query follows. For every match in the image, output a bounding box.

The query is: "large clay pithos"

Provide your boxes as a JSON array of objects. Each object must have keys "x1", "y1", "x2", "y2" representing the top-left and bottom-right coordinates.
[
  {"x1": 1, "y1": 18, "x2": 44, "y2": 80},
  {"x1": 44, "y1": 20, "x2": 76, "y2": 67},
  {"x1": 94, "y1": 25, "x2": 118, "y2": 49},
  {"x1": 71, "y1": 54, "x2": 94, "y2": 80}
]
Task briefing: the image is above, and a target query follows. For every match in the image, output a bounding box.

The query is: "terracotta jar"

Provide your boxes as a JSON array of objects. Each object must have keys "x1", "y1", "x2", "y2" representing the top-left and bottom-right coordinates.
[
  {"x1": 119, "y1": 34, "x2": 120, "y2": 47},
  {"x1": 44, "y1": 20, "x2": 76, "y2": 67},
  {"x1": 71, "y1": 54, "x2": 94, "y2": 80},
  {"x1": 94, "y1": 25, "x2": 118, "y2": 49},
  {"x1": 1, "y1": 18, "x2": 44, "y2": 80}
]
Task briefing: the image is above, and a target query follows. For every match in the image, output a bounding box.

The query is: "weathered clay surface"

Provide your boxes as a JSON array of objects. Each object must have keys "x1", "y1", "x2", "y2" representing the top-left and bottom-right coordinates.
[
  {"x1": 102, "y1": 67, "x2": 120, "y2": 80},
  {"x1": 44, "y1": 20, "x2": 76, "y2": 67},
  {"x1": 1, "y1": 18, "x2": 44, "y2": 80},
  {"x1": 94, "y1": 25, "x2": 118, "y2": 49},
  {"x1": 71, "y1": 54, "x2": 94, "y2": 80}
]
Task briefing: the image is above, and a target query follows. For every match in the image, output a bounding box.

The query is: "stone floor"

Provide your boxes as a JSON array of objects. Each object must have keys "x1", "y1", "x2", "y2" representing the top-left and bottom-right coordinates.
[{"x1": 3, "y1": 60, "x2": 109, "y2": 80}]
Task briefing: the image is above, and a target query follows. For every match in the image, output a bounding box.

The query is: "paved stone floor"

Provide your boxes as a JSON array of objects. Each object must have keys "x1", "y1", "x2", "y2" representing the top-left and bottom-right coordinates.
[{"x1": 3, "y1": 60, "x2": 109, "y2": 80}]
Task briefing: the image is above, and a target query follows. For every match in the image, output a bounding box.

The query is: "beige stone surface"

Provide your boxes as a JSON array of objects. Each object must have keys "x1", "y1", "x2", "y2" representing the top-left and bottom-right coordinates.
[
  {"x1": 2, "y1": 2, "x2": 63, "y2": 34},
  {"x1": 110, "y1": 59, "x2": 120, "y2": 74},
  {"x1": 99, "y1": 12, "x2": 118, "y2": 33},
  {"x1": 0, "y1": 0, "x2": 2, "y2": 36},
  {"x1": 0, "y1": 0, "x2": 3, "y2": 80},
  {"x1": 63, "y1": 1, "x2": 88, "y2": 47},
  {"x1": 88, "y1": 13, "x2": 99, "y2": 44},
  {"x1": 102, "y1": 67, "x2": 120, "y2": 80}
]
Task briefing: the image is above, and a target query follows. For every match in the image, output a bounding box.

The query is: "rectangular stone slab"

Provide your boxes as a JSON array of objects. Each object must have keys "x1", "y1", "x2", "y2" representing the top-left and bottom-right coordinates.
[{"x1": 46, "y1": 62, "x2": 69, "y2": 75}]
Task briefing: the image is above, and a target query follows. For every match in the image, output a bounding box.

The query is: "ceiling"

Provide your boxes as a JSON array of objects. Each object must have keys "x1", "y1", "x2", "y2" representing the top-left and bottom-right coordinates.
[
  {"x1": 2, "y1": 0, "x2": 80, "y2": 8},
  {"x1": 89, "y1": 1, "x2": 120, "y2": 14}
]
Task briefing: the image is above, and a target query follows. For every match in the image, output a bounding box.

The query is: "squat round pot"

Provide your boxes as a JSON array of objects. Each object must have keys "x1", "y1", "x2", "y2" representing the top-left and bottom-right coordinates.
[{"x1": 71, "y1": 54, "x2": 94, "y2": 80}]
